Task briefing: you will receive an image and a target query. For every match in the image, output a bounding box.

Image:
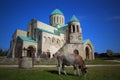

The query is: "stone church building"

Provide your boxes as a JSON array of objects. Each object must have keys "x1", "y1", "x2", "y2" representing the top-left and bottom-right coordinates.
[{"x1": 7, "y1": 9, "x2": 94, "y2": 60}]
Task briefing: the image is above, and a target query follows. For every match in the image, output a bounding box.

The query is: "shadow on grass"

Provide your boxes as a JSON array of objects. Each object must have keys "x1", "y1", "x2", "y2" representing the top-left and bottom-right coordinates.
[{"x1": 46, "y1": 70, "x2": 76, "y2": 76}]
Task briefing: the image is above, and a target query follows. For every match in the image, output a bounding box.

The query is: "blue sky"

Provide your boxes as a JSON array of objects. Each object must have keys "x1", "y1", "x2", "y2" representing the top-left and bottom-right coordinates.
[{"x1": 0, "y1": 0, "x2": 120, "y2": 53}]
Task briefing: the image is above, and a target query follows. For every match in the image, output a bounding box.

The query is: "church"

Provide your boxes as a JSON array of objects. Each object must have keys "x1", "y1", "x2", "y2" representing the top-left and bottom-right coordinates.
[{"x1": 7, "y1": 9, "x2": 94, "y2": 60}]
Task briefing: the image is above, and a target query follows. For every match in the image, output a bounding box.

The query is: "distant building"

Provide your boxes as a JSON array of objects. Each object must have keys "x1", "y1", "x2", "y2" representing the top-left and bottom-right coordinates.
[{"x1": 7, "y1": 9, "x2": 94, "y2": 60}]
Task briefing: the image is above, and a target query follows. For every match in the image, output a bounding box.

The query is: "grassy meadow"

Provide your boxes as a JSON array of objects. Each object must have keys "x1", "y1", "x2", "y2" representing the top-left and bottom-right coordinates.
[
  {"x1": 0, "y1": 66, "x2": 120, "y2": 80},
  {"x1": 0, "y1": 58, "x2": 120, "y2": 65}
]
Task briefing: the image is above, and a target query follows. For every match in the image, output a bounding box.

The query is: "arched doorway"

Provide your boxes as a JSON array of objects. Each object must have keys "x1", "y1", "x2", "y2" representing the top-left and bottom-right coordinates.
[
  {"x1": 85, "y1": 47, "x2": 90, "y2": 60},
  {"x1": 84, "y1": 40, "x2": 94, "y2": 60},
  {"x1": 74, "y1": 49, "x2": 79, "y2": 55},
  {"x1": 27, "y1": 46, "x2": 36, "y2": 58}
]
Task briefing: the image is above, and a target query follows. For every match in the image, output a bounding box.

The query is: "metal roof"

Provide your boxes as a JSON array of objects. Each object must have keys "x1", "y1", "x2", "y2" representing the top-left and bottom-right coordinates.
[
  {"x1": 83, "y1": 39, "x2": 90, "y2": 43},
  {"x1": 51, "y1": 9, "x2": 63, "y2": 15},
  {"x1": 18, "y1": 36, "x2": 37, "y2": 43},
  {"x1": 69, "y1": 15, "x2": 79, "y2": 22},
  {"x1": 35, "y1": 27, "x2": 61, "y2": 36}
]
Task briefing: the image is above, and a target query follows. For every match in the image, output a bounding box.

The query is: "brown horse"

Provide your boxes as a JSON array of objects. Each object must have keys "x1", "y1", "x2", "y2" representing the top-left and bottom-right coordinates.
[{"x1": 53, "y1": 52, "x2": 87, "y2": 76}]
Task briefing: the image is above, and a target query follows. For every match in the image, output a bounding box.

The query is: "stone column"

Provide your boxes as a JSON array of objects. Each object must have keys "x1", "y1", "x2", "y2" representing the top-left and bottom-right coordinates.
[
  {"x1": 12, "y1": 48, "x2": 15, "y2": 58},
  {"x1": 62, "y1": 17, "x2": 63, "y2": 25},
  {"x1": 35, "y1": 51, "x2": 37, "y2": 58},
  {"x1": 12, "y1": 40, "x2": 16, "y2": 58},
  {"x1": 59, "y1": 16, "x2": 61, "y2": 24},
  {"x1": 53, "y1": 16, "x2": 55, "y2": 25},
  {"x1": 71, "y1": 25, "x2": 73, "y2": 32},
  {"x1": 55, "y1": 16, "x2": 57, "y2": 24},
  {"x1": 52, "y1": 16, "x2": 53, "y2": 25},
  {"x1": 75, "y1": 25, "x2": 78, "y2": 33}
]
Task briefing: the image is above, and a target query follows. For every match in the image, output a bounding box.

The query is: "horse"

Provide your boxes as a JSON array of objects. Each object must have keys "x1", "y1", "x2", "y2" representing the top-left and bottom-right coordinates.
[{"x1": 53, "y1": 52, "x2": 87, "y2": 76}]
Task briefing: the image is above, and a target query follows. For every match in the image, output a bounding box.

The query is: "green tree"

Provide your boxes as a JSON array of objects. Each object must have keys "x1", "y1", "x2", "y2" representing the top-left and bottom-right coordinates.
[
  {"x1": 106, "y1": 50, "x2": 113, "y2": 57},
  {"x1": 0, "y1": 48, "x2": 8, "y2": 56},
  {"x1": 0, "y1": 48, "x2": 3, "y2": 56}
]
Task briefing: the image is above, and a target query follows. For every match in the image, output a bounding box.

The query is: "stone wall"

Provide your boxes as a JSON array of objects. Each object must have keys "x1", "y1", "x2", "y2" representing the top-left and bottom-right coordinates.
[
  {"x1": 58, "y1": 43, "x2": 86, "y2": 60},
  {"x1": 41, "y1": 32, "x2": 65, "y2": 58},
  {"x1": 8, "y1": 29, "x2": 27, "y2": 58}
]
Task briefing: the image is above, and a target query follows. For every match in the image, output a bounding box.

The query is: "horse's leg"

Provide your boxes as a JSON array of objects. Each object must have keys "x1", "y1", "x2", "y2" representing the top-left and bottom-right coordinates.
[
  {"x1": 57, "y1": 59, "x2": 62, "y2": 75},
  {"x1": 77, "y1": 66, "x2": 80, "y2": 76},
  {"x1": 62, "y1": 63, "x2": 67, "y2": 75},
  {"x1": 58, "y1": 63, "x2": 61, "y2": 75},
  {"x1": 73, "y1": 65, "x2": 77, "y2": 75}
]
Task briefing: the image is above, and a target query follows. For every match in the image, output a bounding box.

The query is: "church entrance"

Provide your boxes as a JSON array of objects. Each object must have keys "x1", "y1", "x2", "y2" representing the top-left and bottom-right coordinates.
[
  {"x1": 74, "y1": 49, "x2": 79, "y2": 55},
  {"x1": 27, "y1": 46, "x2": 36, "y2": 58},
  {"x1": 85, "y1": 47, "x2": 90, "y2": 60}
]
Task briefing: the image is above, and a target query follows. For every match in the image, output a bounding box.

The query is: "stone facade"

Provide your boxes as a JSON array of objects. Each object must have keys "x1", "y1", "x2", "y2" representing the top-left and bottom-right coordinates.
[{"x1": 7, "y1": 9, "x2": 94, "y2": 60}]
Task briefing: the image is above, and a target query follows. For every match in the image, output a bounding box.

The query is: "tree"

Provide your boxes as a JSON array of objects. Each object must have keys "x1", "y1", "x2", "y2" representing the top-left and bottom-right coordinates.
[
  {"x1": 0, "y1": 48, "x2": 3, "y2": 56},
  {"x1": 94, "y1": 52, "x2": 99, "y2": 58},
  {"x1": 0, "y1": 48, "x2": 8, "y2": 56},
  {"x1": 106, "y1": 50, "x2": 113, "y2": 57}
]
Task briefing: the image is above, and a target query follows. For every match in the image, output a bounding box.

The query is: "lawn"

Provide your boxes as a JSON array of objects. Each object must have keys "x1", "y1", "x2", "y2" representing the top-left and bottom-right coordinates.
[
  {"x1": 85, "y1": 59, "x2": 120, "y2": 65},
  {"x1": 0, "y1": 66, "x2": 120, "y2": 80},
  {"x1": 0, "y1": 57, "x2": 120, "y2": 65}
]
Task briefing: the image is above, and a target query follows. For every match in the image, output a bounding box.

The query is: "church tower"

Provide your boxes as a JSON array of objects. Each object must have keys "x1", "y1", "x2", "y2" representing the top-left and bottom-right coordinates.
[
  {"x1": 50, "y1": 9, "x2": 65, "y2": 27},
  {"x1": 68, "y1": 15, "x2": 82, "y2": 43}
]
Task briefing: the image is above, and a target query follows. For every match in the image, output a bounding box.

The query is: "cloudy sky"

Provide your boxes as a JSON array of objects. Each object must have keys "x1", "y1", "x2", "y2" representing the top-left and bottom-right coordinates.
[{"x1": 0, "y1": 0, "x2": 120, "y2": 53}]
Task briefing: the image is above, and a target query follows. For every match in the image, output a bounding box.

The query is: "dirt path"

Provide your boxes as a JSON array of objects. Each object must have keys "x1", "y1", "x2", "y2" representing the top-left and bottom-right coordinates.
[
  {"x1": 106, "y1": 60, "x2": 120, "y2": 63},
  {"x1": 0, "y1": 64, "x2": 120, "y2": 68}
]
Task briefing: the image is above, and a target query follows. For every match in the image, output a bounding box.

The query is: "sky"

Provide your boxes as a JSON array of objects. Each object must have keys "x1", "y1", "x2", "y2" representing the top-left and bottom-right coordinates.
[{"x1": 0, "y1": 0, "x2": 120, "y2": 53}]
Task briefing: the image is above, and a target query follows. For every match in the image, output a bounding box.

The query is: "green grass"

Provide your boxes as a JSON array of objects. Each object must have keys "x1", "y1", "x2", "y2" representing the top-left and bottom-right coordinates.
[
  {"x1": 0, "y1": 58, "x2": 120, "y2": 65},
  {"x1": 86, "y1": 59, "x2": 120, "y2": 65},
  {"x1": 0, "y1": 66, "x2": 120, "y2": 80}
]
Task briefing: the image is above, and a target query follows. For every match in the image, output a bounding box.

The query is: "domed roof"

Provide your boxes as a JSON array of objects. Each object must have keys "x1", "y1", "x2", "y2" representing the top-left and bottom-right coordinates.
[
  {"x1": 51, "y1": 9, "x2": 63, "y2": 15},
  {"x1": 69, "y1": 15, "x2": 79, "y2": 22}
]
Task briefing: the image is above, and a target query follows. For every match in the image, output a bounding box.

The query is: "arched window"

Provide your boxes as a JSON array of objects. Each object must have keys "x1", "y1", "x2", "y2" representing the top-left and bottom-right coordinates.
[
  {"x1": 27, "y1": 46, "x2": 36, "y2": 57},
  {"x1": 27, "y1": 32, "x2": 29, "y2": 37},
  {"x1": 58, "y1": 39, "x2": 61, "y2": 46},
  {"x1": 52, "y1": 37, "x2": 55, "y2": 43},
  {"x1": 57, "y1": 39, "x2": 60, "y2": 44},
  {"x1": 86, "y1": 47, "x2": 90, "y2": 60},
  {"x1": 48, "y1": 37, "x2": 51, "y2": 44},
  {"x1": 34, "y1": 29, "x2": 36, "y2": 38},
  {"x1": 73, "y1": 25, "x2": 75, "y2": 33},
  {"x1": 54, "y1": 16, "x2": 56, "y2": 24},
  {"x1": 13, "y1": 39, "x2": 15, "y2": 43},
  {"x1": 44, "y1": 36, "x2": 47, "y2": 42},
  {"x1": 77, "y1": 25, "x2": 79, "y2": 32}
]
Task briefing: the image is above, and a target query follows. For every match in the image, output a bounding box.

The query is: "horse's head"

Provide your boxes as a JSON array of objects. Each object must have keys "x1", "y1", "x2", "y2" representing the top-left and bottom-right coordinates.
[{"x1": 81, "y1": 67, "x2": 88, "y2": 76}]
